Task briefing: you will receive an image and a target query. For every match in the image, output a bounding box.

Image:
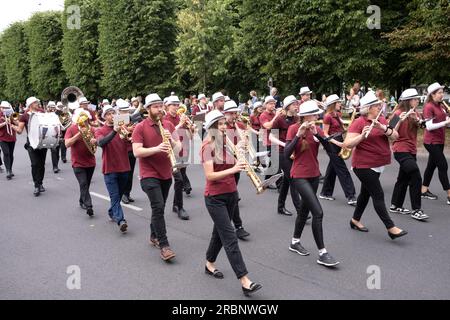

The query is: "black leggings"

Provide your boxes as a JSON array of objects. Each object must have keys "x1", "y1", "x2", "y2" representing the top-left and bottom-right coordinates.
[
  {"x1": 0, "y1": 141, "x2": 15, "y2": 172},
  {"x1": 391, "y1": 153, "x2": 422, "y2": 210},
  {"x1": 353, "y1": 168, "x2": 395, "y2": 229},
  {"x1": 291, "y1": 177, "x2": 324, "y2": 250},
  {"x1": 423, "y1": 144, "x2": 450, "y2": 191}
]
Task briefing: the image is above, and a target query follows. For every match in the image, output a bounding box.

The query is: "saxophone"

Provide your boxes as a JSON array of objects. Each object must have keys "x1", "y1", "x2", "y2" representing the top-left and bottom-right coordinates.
[
  {"x1": 225, "y1": 135, "x2": 264, "y2": 194},
  {"x1": 77, "y1": 113, "x2": 97, "y2": 155},
  {"x1": 158, "y1": 120, "x2": 178, "y2": 172}
]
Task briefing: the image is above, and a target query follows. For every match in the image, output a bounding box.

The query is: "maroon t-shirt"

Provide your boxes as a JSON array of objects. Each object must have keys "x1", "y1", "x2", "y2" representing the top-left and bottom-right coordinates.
[
  {"x1": 0, "y1": 112, "x2": 17, "y2": 142},
  {"x1": 323, "y1": 113, "x2": 344, "y2": 136},
  {"x1": 272, "y1": 115, "x2": 299, "y2": 151},
  {"x1": 250, "y1": 114, "x2": 261, "y2": 130},
  {"x1": 226, "y1": 122, "x2": 243, "y2": 146},
  {"x1": 132, "y1": 118, "x2": 177, "y2": 180},
  {"x1": 259, "y1": 111, "x2": 276, "y2": 146},
  {"x1": 348, "y1": 116, "x2": 391, "y2": 168},
  {"x1": 286, "y1": 124, "x2": 323, "y2": 178},
  {"x1": 95, "y1": 125, "x2": 130, "y2": 174},
  {"x1": 423, "y1": 102, "x2": 447, "y2": 145},
  {"x1": 65, "y1": 124, "x2": 96, "y2": 168},
  {"x1": 391, "y1": 110, "x2": 418, "y2": 154},
  {"x1": 201, "y1": 140, "x2": 237, "y2": 196}
]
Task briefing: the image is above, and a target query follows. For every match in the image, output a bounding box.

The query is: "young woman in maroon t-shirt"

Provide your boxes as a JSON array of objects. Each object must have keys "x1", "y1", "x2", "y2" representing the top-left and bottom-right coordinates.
[
  {"x1": 344, "y1": 92, "x2": 407, "y2": 240},
  {"x1": 0, "y1": 101, "x2": 17, "y2": 180},
  {"x1": 389, "y1": 89, "x2": 429, "y2": 221},
  {"x1": 201, "y1": 110, "x2": 262, "y2": 297},
  {"x1": 420, "y1": 83, "x2": 450, "y2": 205},
  {"x1": 285, "y1": 100, "x2": 339, "y2": 267}
]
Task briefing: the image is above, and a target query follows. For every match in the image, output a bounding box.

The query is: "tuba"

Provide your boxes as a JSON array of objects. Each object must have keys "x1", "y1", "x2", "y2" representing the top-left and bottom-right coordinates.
[
  {"x1": 77, "y1": 112, "x2": 97, "y2": 155},
  {"x1": 60, "y1": 86, "x2": 84, "y2": 129}
]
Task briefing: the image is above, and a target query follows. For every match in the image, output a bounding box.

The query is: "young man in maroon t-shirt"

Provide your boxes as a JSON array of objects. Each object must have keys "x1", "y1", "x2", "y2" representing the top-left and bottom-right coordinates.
[
  {"x1": 65, "y1": 109, "x2": 97, "y2": 217},
  {"x1": 133, "y1": 93, "x2": 181, "y2": 262},
  {"x1": 95, "y1": 106, "x2": 131, "y2": 233}
]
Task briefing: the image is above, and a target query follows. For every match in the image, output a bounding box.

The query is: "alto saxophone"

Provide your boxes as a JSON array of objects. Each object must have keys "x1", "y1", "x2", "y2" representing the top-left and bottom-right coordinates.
[
  {"x1": 77, "y1": 113, "x2": 97, "y2": 155},
  {"x1": 158, "y1": 120, "x2": 178, "y2": 172}
]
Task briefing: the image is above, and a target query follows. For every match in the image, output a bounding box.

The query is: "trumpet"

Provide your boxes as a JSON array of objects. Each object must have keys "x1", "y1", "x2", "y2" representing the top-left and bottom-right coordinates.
[
  {"x1": 117, "y1": 121, "x2": 133, "y2": 141},
  {"x1": 177, "y1": 106, "x2": 196, "y2": 131},
  {"x1": 442, "y1": 101, "x2": 450, "y2": 114},
  {"x1": 158, "y1": 120, "x2": 178, "y2": 172}
]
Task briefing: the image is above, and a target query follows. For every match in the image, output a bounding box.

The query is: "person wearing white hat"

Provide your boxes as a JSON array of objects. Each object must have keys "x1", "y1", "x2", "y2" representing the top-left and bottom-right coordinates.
[
  {"x1": 299, "y1": 86, "x2": 312, "y2": 102},
  {"x1": 78, "y1": 97, "x2": 99, "y2": 127},
  {"x1": 102, "y1": 99, "x2": 110, "y2": 106},
  {"x1": 267, "y1": 95, "x2": 302, "y2": 216},
  {"x1": 343, "y1": 92, "x2": 408, "y2": 240},
  {"x1": 132, "y1": 93, "x2": 181, "y2": 261},
  {"x1": 421, "y1": 82, "x2": 450, "y2": 204},
  {"x1": 0, "y1": 101, "x2": 17, "y2": 179},
  {"x1": 249, "y1": 102, "x2": 263, "y2": 169},
  {"x1": 163, "y1": 95, "x2": 191, "y2": 220},
  {"x1": 95, "y1": 104, "x2": 130, "y2": 233},
  {"x1": 45, "y1": 101, "x2": 62, "y2": 174},
  {"x1": 284, "y1": 100, "x2": 339, "y2": 266},
  {"x1": 130, "y1": 97, "x2": 139, "y2": 112},
  {"x1": 16, "y1": 97, "x2": 49, "y2": 196},
  {"x1": 387, "y1": 88, "x2": 429, "y2": 220},
  {"x1": 212, "y1": 92, "x2": 226, "y2": 111},
  {"x1": 223, "y1": 100, "x2": 251, "y2": 239},
  {"x1": 319, "y1": 94, "x2": 357, "y2": 206},
  {"x1": 64, "y1": 108, "x2": 97, "y2": 217},
  {"x1": 201, "y1": 109, "x2": 262, "y2": 296}
]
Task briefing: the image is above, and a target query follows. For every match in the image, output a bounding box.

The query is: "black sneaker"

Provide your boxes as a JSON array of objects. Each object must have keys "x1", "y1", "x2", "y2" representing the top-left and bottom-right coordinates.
[
  {"x1": 317, "y1": 253, "x2": 339, "y2": 267},
  {"x1": 389, "y1": 205, "x2": 411, "y2": 215},
  {"x1": 410, "y1": 209, "x2": 429, "y2": 221},
  {"x1": 236, "y1": 227, "x2": 250, "y2": 239},
  {"x1": 289, "y1": 242, "x2": 310, "y2": 256},
  {"x1": 121, "y1": 195, "x2": 130, "y2": 204},
  {"x1": 421, "y1": 190, "x2": 438, "y2": 200},
  {"x1": 119, "y1": 220, "x2": 128, "y2": 233},
  {"x1": 347, "y1": 197, "x2": 357, "y2": 206},
  {"x1": 447, "y1": 197, "x2": 450, "y2": 205},
  {"x1": 39, "y1": 185, "x2": 46, "y2": 192},
  {"x1": 86, "y1": 208, "x2": 94, "y2": 217}
]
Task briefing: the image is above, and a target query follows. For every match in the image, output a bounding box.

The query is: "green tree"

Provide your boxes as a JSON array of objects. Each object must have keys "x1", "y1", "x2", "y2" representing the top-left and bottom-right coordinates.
[
  {"x1": 0, "y1": 22, "x2": 31, "y2": 102},
  {"x1": 98, "y1": 0, "x2": 178, "y2": 97},
  {"x1": 0, "y1": 39, "x2": 6, "y2": 98},
  {"x1": 25, "y1": 11, "x2": 67, "y2": 100},
  {"x1": 62, "y1": 0, "x2": 102, "y2": 100}
]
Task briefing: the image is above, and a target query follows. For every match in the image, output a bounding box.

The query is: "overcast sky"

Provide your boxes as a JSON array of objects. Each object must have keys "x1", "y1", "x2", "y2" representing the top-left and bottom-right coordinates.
[{"x1": 0, "y1": 0, "x2": 64, "y2": 33}]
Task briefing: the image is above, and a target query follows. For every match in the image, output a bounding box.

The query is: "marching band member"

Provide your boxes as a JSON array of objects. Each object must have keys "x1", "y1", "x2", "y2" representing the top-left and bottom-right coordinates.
[
  {"x1": 191, "y1": 94, "x2": 210, "y2": 116},
  {"x1": 79, "y1": 97, "x2": 99, "y2": 127},
  {"x1": 343, "y1": 91, "x2": 408, "y2": 240},
  {"x1": 95, "y1": 106, "x2": 130, "y2": 233},
  {"x1": 224, "y1": 100, "x2": 250, "y2": 240},
  {"x1": 211, "y1": 92, "x2": 226, "y2": 112},
  {"x1": 249, "y1": 101, "x2": 263, "y2": 170},
  {"x1": 117, "y1": 99, "x2": 137, "y2": 205},
  {"x1": 133, "y1": 93, "x2": 181, "y2": 262},
  {"x1": 0, "y1": 101, "x2": 17, "y2": 180},
  {"x1": 46, "y1": 101, "x2": 61, "y2": 173},
  {"x1": 420, "y1": 82, "x2": 450, "y2": 205},
  {"x1": 15, "y1": 97, "x2": 48, "y2": 197},
  {"x1": 319, "y1": 94, "x2": 357, "y2": 205},
  {"x1": 65, "y1": 108, "x2": 97, "y2": 217},
  {"x1": 201, "y1": 109, "x2": 262, "y2": 296},
  {"x1": 285, "y1": 100, "x2": 339, "y2": 267},
  {"x1": 298, "y1": 86, "x2": 312, "y2": 105},
  {"x1": 55, "y1": 101, "x2": 68, "y2": 163},
  {"x1": 389, "y1": 89, "x2": 429, "y2": 220},
  {"x1": 268, "y1": 95, "x2": 302, "y2": 216},
  {"x1": 164, "y1": 95, "x2": 190, "y2": 220},
  {"x1": 130, "y1": 97, "x2": 140, "y2": 114}
]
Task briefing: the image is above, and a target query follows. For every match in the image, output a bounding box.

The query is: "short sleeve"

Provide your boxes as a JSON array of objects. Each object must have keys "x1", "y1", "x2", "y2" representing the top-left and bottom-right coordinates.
[{"x1": 132, "y1": 123, "x2": 144, "y2": 144}]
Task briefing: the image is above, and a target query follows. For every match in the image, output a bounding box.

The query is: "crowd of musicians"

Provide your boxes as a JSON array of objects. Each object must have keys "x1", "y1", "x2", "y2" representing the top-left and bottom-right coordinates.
[{"x1": 1, "y1": 81, "x2": 449, "y2": 296}]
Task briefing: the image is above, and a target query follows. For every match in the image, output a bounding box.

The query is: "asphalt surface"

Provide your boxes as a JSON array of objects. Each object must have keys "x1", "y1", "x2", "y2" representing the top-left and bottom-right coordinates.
[{"x1": 1, "y1": 134, "x2": 449, "y2": 300}]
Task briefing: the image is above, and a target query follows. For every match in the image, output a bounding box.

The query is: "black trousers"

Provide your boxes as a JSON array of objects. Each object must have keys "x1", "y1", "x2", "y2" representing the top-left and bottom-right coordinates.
[
  {"x1": 60, "y1": 134, "x2": 67, "y2": 161},
  {"x1": 141, "y1": 177, "x2": 173, "y2": 248},
  {"x1": 232, "y1": 172, "x2": 243, "y2": 228},
  {"x1": 391, "y1": 153, "x2": 422, "y2": 210},
  {"x1": 73, "y1": 167, "x2": 95, "y2": 209},
  {"x1": 291, "y1": 177, "x2": 325, "y2": 250},
  {"x1": 27, "y1": 147, "x2": 47, "y2": 187},
  {"x1": 0, "y1": 148, "x2": 2, "y2": 166},
  {"x1": 353, "y1": 168, "x2": 395, "y2": 229},
  {"x1": 51, "y1": 146, "x2": 60, "y2": 169},
  {"x1": 181, "y1": 167, "x2": 191, "y2": 191},
  {"x1": 124, "y1": 151, "x2": 136, "y2": 197},
  {"x1": 423, "y1": 144, "x2": 450, "y2": 191},
  {"x1": 278, "y1": 151, "x2": 302, "y2": 211},
  {"x1": 321, "y1": 145, "x2": 356, "y2": 199},
  {"x1": 0, "y1": 141, "x2": 15, "y2": 172},
  {"x1": 205, "y1": 192, "x2": 248, "y2": 279},
  {"x1": 264, "y1": 146, "x2": 282, "y2": 183}
]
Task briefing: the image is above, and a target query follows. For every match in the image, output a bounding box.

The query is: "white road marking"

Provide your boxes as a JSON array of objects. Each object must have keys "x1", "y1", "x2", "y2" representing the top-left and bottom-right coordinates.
[{"x1": 90, "y1": 192, "x2": 143, "y2": 212}]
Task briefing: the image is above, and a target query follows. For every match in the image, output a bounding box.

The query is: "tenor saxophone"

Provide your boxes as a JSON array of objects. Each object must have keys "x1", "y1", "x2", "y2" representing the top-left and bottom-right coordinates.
[
  {"x1": 158, "y1": 120, "x2": 178, "y2": 172},
  {"x1": 77, "y1": 113, "x2": 97, "y2": 155}
]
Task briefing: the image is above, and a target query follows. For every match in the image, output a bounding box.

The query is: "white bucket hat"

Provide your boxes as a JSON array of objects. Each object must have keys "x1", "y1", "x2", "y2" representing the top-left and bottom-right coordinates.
[
  {"x1": 101, "y1": 105, "x2": 115, "y2": 118},
  {"x1": 26, "y1": 97, "x2": 40, "y2": 108},
  {"x1": 223, "y1": 100, "x2": 240, "y2": 113},
  {"x1": 399, "y1": 88, "x2": 420, "y2": 101},
  {"x1": 264, "y1": 96, "x2": 276, "y2": 105},
  {"x1": 299, "y1": 100, "x2": 323, "y2": 116},
  {"x1": 360, "y1": 91, "x2": 381, "y2": 108},
  {"x1": 144, "y1": 93, "x2": 163, "y2": 108},
  {"x1": 204, "y1": 110, "x2": 225, "y2": 129},
  {"x1": 283, "y1": 95, "x2": 298, "y2": 109},
  {"x1": 212, "y1": 92, "x2": 225, "y2": 103},
  {"x1": 324, "y1": 94, "x2": 342, "y2": 108},
  {"x1": 299, "y1": 86, "x2": 312, "y2": 96},
  {"x1": 427, "y1": 82, "x2": 445, "y2": 96}
]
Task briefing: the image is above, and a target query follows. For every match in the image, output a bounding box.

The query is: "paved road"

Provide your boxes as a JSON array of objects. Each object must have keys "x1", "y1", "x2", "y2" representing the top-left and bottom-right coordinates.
[{"x1": 1, "y1": 135, "x2": 449, "y2": 300}]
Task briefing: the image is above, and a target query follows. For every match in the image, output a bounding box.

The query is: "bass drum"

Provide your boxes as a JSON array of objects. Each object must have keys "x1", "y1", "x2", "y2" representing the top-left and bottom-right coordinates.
[{"x1": 29, "y1": 113, "x2": 61, "y2": 149}]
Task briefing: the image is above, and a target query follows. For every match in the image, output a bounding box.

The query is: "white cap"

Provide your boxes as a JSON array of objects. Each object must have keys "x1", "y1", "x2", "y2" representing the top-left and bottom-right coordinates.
[
  {"x1": 26, "y1": 97, "x2": 40, "y2": 108},
  {"x1": 102, "y1": 99, "x2": 110, "y2": 105},
  {"x1": 324, "y1": 94, "x2": 342, "y2": 108},
  {"x1": 360, "y1": 91, "x2": 381, "y2": 108},
  {"x1": 79, "y1": 97, "x2": 90, "y2": 105},
  {"x1": 299, "y1": 100, "x2": 323, "y2": 116},
  {"x1": 427, "y1": 82, "x2": 445, "y2": 96},
  {"x1": 0, "y1": 101, "x2": 12, "y2": 109},
  {"x1": 102, "y1": 105, "x2": 115, "y2": 118},
  {"x1": 116, "y1": 99, "x2": 130, "y2": 111},
  {"x1": 47, "y1": 101, "x2": 56, "y2": 108},
  {"x1": 144, "y1": 93, "x2": 163, "y2": 108},
  {"x1": 264, "y1": 96, "x2": 276, "y2": 105},
  {"x1": 204, "y1": 110, "x2": 225, "y2": 129},
  {"x1": 223, "y1": 100, "x2": 240, "y2": 113},
  {"x1": 166, "y1": 95, "x2": 181, "y2": 105},
  {"x1": 299, "y1": 86, "x2": 312, "y2": 95},
  {"x1": 198, "y1": 94, "x2": 206, "y2": 100},
  {"x1": 212, "y1": 92, "x2": 225, "y2": 103},
  {"x1": 399, "y1": 89, "x2": 420, "y2": 101},
  {"x1": 283, "y1": 95, "x2": 298, "y2": 109}
]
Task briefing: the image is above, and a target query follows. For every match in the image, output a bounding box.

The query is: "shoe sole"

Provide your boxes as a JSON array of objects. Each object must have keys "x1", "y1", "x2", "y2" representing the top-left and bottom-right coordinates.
[
  {"x1": 319, "y1": 196, "x2": 335, "y2": 201},
  {"x1": 317, "y1": 260, "x2": 340, "y2": 267},
  {"x1": 389, "y1": 209, "x2": 410, "y2": 215},
  {"x1": 243, "y1": 285, "x2": 262, "y2": 297},
  {"x1": 421, "y1": 196, "x2": 438, "y2": 200},
  {"x1": 288, "y1": 247, "x2": 310, "y2": 256},
  {"x1": 161, "y1": 253, "x2": 176, "y2": 261},
  {"x1": 411, "y1": 215, "x2": 429, "y2": 221}
]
